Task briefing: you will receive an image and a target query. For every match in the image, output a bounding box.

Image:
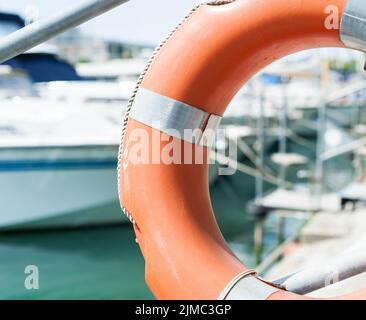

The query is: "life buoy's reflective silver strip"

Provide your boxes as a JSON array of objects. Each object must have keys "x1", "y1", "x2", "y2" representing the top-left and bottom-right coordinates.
[
  {"x1": 341, "y1": 0, "x2": 366, "y2": 51},
  {"x1": 129, "y1": 88, "x2": 222, "y2": 147},
  {"x1": 218, "y1": 270, "x2": 279, "y2": 300}
]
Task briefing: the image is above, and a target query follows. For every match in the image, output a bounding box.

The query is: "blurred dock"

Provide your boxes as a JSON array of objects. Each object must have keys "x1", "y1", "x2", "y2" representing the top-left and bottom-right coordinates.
[{"x1": 256, "y1": 188, "x2": 340, "y2": 213}]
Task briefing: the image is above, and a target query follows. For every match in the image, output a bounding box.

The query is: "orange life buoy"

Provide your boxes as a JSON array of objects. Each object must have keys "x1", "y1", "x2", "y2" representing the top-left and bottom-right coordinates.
[{"x1": 118, "y1": 0, "x2": 366, "y2": 299}]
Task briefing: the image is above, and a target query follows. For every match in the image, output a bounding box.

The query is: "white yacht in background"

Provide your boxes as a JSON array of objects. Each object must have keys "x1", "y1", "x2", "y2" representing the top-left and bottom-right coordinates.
[
  {"x1": 0, "y1": 65, "x2": 126, "y2": 231},
  {"x1": 31, "y1": 46, "x2": 140, "y2": 104}
]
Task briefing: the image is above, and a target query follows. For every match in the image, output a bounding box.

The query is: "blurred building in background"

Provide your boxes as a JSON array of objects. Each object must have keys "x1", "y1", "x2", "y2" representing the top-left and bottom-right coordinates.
[{"x1": 50, "y1": 28, "x2": 154, "y2": 64}]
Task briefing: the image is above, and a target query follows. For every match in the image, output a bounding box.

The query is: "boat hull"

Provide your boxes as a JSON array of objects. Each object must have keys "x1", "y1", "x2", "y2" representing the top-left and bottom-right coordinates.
[{"x1": 0, "y1": 144, "x2": 126, "y2": 231}]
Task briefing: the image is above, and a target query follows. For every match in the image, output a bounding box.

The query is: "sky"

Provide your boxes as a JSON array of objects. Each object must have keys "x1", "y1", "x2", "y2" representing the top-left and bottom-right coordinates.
[
  {"x1": 0, "y1": 0, "x2": 363, "y2": 61},
  {"x1": 0, "y1": 0, "x2": 203, "y2": 45}
]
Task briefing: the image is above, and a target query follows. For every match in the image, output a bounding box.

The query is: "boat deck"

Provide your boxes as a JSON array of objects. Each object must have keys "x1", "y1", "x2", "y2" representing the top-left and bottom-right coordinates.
[{"x1": 340, "y1": 182, "x2": 366, "y2": 206}]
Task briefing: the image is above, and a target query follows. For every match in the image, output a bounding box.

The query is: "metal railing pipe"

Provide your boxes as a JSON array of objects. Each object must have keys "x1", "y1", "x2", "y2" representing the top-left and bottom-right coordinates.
[
  {"x1": 0, "y1": 0, "x2": 130, "y2": 63},
  {"x1": 274, "y1": 249, "x2": 366, "y2": 295}
]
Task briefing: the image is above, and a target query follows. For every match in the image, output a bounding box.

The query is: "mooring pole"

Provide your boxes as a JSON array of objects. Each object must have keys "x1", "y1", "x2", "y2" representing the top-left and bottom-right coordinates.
[
  {"x1": 254, "y1": 85, "x2": 266, "y2": 266},
  {"x1": 279, "y1": 78, "x2": 288, "y2": 186},
  {"x1": 314, "y1": 99, "x2": 327, "y2": 210},
  {"x1": 254, "y1": 219, "x2": 264, "y2": 266},
  {"x1": 0, "y1": 0, "x2": 130, "y2": 63},
  {"x1": 255, "y1": 85, "x2": 265, "y2": 201}
]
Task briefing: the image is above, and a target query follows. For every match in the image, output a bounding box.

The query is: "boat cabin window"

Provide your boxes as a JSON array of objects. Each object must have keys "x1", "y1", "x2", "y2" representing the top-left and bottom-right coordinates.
[
  {"x1": 1, "y1": 13, "x2": 83, "y2": 83},
  {"x1": 3, "y1": 53, "x2": 84, "y2": 83},
  {"x1": 0, "y1": 12, "x2": 24, "y2": 37},
  {"x1": 0, "y1": 20, "x2": 19, "y2": 37},
  {"x1": 0, "y1": 68, "x2": 38, "y2": 98}
]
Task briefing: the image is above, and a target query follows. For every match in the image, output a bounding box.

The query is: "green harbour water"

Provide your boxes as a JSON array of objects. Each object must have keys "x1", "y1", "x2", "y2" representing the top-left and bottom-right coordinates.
[{"x1": 0, "y1": 226, "x2": 153, "y2": 299}]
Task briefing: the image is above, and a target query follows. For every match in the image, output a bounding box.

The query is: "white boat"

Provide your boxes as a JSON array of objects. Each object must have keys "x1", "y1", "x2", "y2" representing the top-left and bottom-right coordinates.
[{"x1": 0, "y1": 66, "x2": 127, "y2": 231}]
